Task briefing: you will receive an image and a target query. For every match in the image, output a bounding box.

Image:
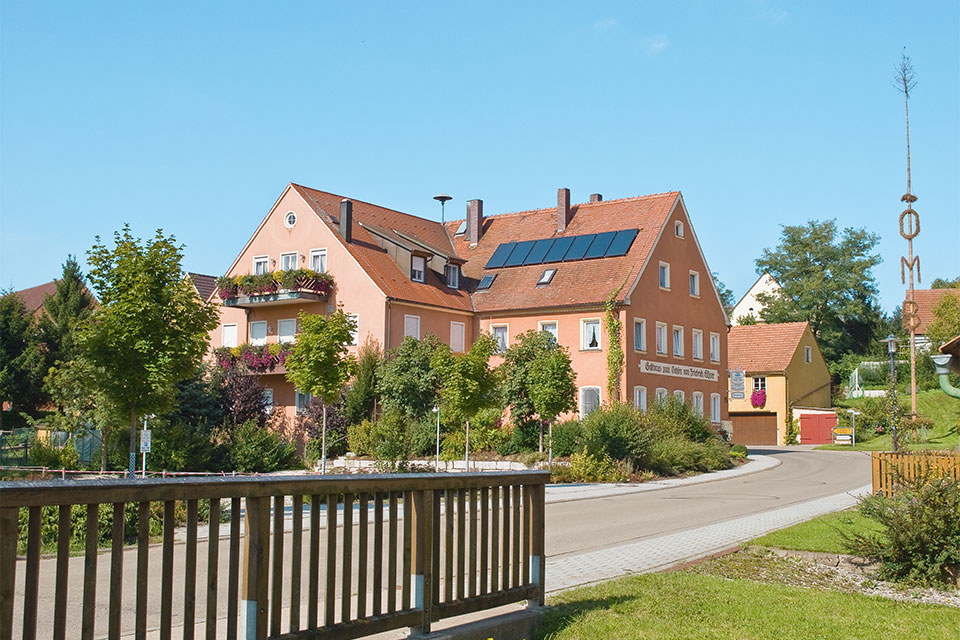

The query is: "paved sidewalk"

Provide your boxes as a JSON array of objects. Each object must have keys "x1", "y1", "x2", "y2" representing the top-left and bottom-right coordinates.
[{"x1": 546, "y1": 482, "x2": 873, "y2": 593}]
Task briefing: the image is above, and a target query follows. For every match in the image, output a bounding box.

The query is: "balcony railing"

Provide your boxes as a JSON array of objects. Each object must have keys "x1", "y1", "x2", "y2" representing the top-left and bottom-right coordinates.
[
  {"x1": 214, "y1": 343, "x2": 292, "y2": 374},
  {"x1": 217, "y1": 270, "x2": 334, "y2": 308},
  {"x1": 0, "y1": 471, "x2": 547, "y2": 640}
]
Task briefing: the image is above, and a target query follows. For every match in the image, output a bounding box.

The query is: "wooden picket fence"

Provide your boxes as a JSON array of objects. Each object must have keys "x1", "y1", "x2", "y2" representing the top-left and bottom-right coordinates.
[{"x1": 871, "y1": 451, "x2": 960, "y2": 497}]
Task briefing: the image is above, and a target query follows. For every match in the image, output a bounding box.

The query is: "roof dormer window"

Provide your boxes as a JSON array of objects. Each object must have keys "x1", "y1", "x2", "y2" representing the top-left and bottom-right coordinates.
[
  {"x1": 411, "y1": 256, "x2": 426, "y2": 283},
  {"x1": 445, "y1": 264, "x2": 459, "y2": 289}
]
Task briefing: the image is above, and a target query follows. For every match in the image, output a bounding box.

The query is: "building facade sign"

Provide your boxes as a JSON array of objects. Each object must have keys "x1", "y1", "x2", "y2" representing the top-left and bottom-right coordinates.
[{"x1": 639, "y1": 360, "x2": 720, "y2": 382}]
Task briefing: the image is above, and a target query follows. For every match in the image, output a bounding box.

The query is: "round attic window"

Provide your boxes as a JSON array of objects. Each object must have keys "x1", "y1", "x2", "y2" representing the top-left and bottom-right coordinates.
[{"x1": 284, "y1": 212, "x2": 297, "y2": 228}]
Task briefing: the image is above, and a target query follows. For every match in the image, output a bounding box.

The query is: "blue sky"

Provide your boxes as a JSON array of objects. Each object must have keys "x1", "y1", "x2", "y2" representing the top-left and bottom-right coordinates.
[{"x1": 2, "y1": 1, "x2": 957, "y2": 313}]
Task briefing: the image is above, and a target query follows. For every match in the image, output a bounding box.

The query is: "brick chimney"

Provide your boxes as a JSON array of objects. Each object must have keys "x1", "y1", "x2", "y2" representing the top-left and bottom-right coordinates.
[
  {"x1": 557, "y1": 188, "x2": 572, "y2": 233},
  {"x1": 467, "y1": 199, "x2": 484, "y2": 246},
  {"x1": 339, "y1": 199, "x2": 353, "y2": 243},
  {"x1": 589, "y1": 193, "x2": 603, "y2": 203}
]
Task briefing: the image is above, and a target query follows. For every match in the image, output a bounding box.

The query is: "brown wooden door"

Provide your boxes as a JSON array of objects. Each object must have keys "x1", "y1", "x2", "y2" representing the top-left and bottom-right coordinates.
[{"x1": 730, "y1": 413, "x2": 778, "y2": 445}]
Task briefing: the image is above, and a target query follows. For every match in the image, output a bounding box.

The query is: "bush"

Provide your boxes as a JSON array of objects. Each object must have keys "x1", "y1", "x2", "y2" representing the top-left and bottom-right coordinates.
[
  {"x1": 347, "y1": 419, "x2": 376, "y2": 457},
  {"x1": 441, "y1": 423, "x2": 510, "y2": 461},
  {"x1": 848, "y1": 472, "x2": 960, "y2": 587},
  {"x1": 730, "y1": 444, "x2": 748, "y2": 457},
  {"x1": 580, "y1": 403, "x2": 652, "y2": 464},
  {"x1": 647, "y1": 436, "x2": 731, "y2": 476},
  {"x1": 550, "y1": 420, "x2": 582, "y2": 458},
  {"x1": 499, "y1": 418, "x2": 540, "y2": 455},
  {"x1": 562, "y1": 449, "x2": 628, "y2": 483},
  {"x1": 646, "y1": 397, "x2": 713, "y2": 443},
  {"x1": 150, "y1": 422, "x2": 227, "y2": 472},
  {"x1": 27, "y1": 436, "x2": 80, "y2": 469},
  {"x1": 228, "y1": 421, "x2": 300, "y2": 472},
  {"x1": 410, "y1": 419, "x2": 440, "y2": 457}
]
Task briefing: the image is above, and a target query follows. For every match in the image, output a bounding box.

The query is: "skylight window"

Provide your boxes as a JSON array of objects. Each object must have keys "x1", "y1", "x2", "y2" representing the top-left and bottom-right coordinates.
[
  {"x1": 476, "y1": 274, "x2": 496, "y2": 290},
  {"x1": 537, "y1": 269, "x2": 557, "y2": 286},
  {"x1": 454, "y1": 220, "x2": 466, "y2": 235}
]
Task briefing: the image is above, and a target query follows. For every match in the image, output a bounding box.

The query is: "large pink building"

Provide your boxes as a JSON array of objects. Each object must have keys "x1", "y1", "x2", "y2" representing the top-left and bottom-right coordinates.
[{"x1": 208, "y1": 183, "x2": 730, "y2": 428}]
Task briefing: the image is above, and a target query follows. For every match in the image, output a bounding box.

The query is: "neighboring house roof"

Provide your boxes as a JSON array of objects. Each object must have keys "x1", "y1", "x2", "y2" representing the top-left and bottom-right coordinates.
[
  {"x1": 445, "y1": 192, "x2": 680, "y2": 313},
  {"x1": 728, "y1": 321, "x2": 812, "y2": 373},
  {"x1": 13, "y1": 281, "x2": 59, "y2": 315},
  {"x1": 187, "y1": 273, "x2": 218, "y2": 303},
  {"x1": 291, "y1": 184, "x2": 474, "y2": 312},
  {"x1": 909, "y1": 288, "x2": 960, "y2": 334}
]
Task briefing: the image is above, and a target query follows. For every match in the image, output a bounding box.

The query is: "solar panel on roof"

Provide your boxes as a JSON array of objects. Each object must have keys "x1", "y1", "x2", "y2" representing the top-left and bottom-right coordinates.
[
  {"x1": 543, "y1": 236, "x2": 575, "y2": 263},
  {"x1": 604, "y1": 229, "x2": 639, "y2": 257},
  {"x1": 504, "y1": 240, "x2": 537, "y2": 267},
  {"x1": 476, "y1": 274, "x2": 496, "y2": 290},
  {"x1": 584, "y1": 231, "x2": 617, "y2": 259},
  {"x1": 485, "y1": 242, "x2": 517, "y2": 269},
  {"x1": 524, "y1": 238, "x2": 556, "y2": 265},
  {"x1": 563, "y1": 234, "x2": 595, "y2": 261}
]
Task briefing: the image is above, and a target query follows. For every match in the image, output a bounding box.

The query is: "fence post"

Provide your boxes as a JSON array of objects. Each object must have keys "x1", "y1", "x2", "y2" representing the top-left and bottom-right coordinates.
[
  {"x1": 411, "y1": 489, "x2": 434, "y2": 636},
  {"x1": 525, "y1": 481, "x2": 546, "y2": 607},
  {"x1": 242, "y1": 496, "x2": 270, "y2": 640}
]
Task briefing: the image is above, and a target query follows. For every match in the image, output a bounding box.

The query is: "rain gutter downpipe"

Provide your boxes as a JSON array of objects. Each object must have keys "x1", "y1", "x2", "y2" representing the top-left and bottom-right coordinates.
[{"x1": 931, "y1": 354, "x2": 960, "y2": 399}]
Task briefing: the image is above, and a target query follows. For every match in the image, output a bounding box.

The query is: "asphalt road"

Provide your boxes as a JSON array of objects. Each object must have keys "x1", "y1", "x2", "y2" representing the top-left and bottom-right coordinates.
[{"x1": 10, "y1": 447, "x2": 872, "y2": 639}]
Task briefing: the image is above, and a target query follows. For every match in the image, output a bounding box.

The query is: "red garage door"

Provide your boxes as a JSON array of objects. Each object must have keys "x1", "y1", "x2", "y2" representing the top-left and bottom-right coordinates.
[
  {"x1": 730, "y1": 413, "x2": 778, "y2": 445},
  {"x1": 800, "y1": 412, "x2": 837, "y2": 445}
]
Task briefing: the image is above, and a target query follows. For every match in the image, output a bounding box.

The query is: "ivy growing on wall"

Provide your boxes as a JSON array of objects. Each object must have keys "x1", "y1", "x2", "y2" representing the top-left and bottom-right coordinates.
[{"x1": 605, "y1": 283, "x2": 626, "y2": 402}]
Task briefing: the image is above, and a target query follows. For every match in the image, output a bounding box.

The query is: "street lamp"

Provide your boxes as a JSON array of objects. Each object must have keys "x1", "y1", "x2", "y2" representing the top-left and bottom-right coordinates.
[
  {"x1": 432, "y1": 406, "x2": 441, "y2": 472},
  {"x1": 846, "y1": 408, "x2": 861, "y2": 446},
  {"x1": 884, "y1": 334, "x2": 899, "y2": 452}
]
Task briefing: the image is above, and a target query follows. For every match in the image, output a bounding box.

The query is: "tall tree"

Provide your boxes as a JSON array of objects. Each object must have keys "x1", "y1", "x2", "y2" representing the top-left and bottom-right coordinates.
[
  {"x1": 81, "y1": 225, "x2": 219, "y2": 476},
  {"x1": 755, "y1": 219, "x2": 883, "y2": 366},
  {"x1": 711, "y1": 272, "x2": 736, "y2": 317},
  {"x1": 284, "y1": 309, "x2": 357, "y2": 472},
  {"x1": 930, "y1": 276, "x2": 960, "y2": 289},
  {"x1": 37, "y1": 256, "x2": 97, "y2": 370},
  {"x1": 501, "y1": 330, "x2": 577, "y2": 454},
  {"x1": 343, "y1": 339, "x2": 382, "y2": 425},
  {"x1": 376, "y1": 334, "x2": 442, "y2": 420},
  {"x1": 432, "y1": 333, "x2": 500, "y2": 469},
  {"x1": 0, "y1": 291, "x2": 46, "y2": 426},
  {"x1": 925, "y1": 293, "x2": 960, "y2": 349}
]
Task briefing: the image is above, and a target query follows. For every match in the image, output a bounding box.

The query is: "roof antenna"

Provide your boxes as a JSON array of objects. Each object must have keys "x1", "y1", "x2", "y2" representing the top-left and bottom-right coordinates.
[{"x1": 433, "y1": 193, "x2": 452, "y2": 223}]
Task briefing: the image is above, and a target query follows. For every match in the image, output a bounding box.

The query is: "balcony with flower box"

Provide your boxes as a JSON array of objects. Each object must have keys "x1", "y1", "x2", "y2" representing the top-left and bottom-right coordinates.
[
  {"x1": 214, "y1": 343, "x2": 292, "y2": 375},
  {"x1": 216, "y1": 269, "x2": 334, "y2": 308}
]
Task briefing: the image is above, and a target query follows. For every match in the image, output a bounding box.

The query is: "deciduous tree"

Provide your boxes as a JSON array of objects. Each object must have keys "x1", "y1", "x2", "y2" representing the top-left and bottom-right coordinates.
[
  {"x1": 80, "y1": 226, "x2": 219, "y2": 476},
  {"x1": 755, "y1": 219, "x2": 883, "y2": 366},
  {"x1": 376, "y1": 335, "x2": 442, "y2": 420},
  {"x1": 925, "y1": 292, "x2": 960, "y2": 349}
]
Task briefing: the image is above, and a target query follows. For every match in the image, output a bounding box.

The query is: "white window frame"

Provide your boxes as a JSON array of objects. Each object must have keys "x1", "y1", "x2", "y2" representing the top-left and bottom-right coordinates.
[
  {"x1": 280, "y1": 251, "x2": 298, "y2": 271},
  {"x1": 634, "y1": 386, "x2": 647, "y2": 411},
  {"x1": 284, "y1": 211, "x2": 297, "y2": 229},
  {"x1": 753, "y1": 377, "x2": 767, "y2": 392},
  {"x1": 278, "y1": 318, "x2": 297, "y2": 344},
  {"x1": 295, "y1": 389, "x2": 312, "y2": 414},
  {"x1": 581, "y1": 318, "x2": 602, "y2": 351},
  {"x1": 655, "y1": 387, "x2": 668, "y2": 403},
  {"x1": 659, "y1": 262, "x2": 671, "y2": 289},
  {"x1": 444, "y1": 264, "x2": 459, "y2": 289},
  {"x1": 491, "y1": 324, "x2": 509, "y2": 352},
  {"x1": 411, "y1": 255, "x2": 426, "y2": 283},
  {"x1": 674, "y1": 220, "x2": 684, "y2": 238},
  {"x1": 674, "y1": 389, "x2": 685, "y2": 403},
  {"x1": 253, "y1": 255, "x2": 269, "y2": 275},
  {"x1": 450, "y1": 321, "x2": 465, "y2": 352},
  {"x1": 250, "y1": 321, "x2": 268, "y2": 346},
  {"x1": 221, "y1": 323, "x2": 238, "y2": 348},
  {"x1": 710, "y1": 332, "x2": 720, "y2": 363},
  {"x1": 689, "y1": 270, "x2": 700, "y2": 297},
  {"x1": 633, "y1": 318, "x2": 646, "y2": 352},
  {"x1": 403, "y1": 314, "x2": 421, "y2": 340},
  {"x1": 805, "y1": 346, "x2": 813, "y2": 363},
  {"x1": 310, "y1": 248, "x2": 327, "y2": 273},
  {"x1": 537, "y1": 268, "x2": 557, "y2": 286},
  {"x1": 710, "y1": 393, "x2": 722, "y2": 424},
  {"x1": 692, "y1": 391, "x2": 704, "y2": 416},
  {"x1": 692, "y1": 329, "x2": 703, "y2": 361},
  {"x1": 656, "y1": 322, "x2": 668, "y2": 355},
  {"x1": 263, "y1": 388, "x2": 274, "y2": 413},
  {"x1": 672, "y1": 325, "x2": 684, "y2": 358},
  {"x1": 538, "y1": 320, "x2": 558, "y2": 341},
  {"x1": 346, "y1": 313, "x2": 359, "y2": 346},
  {"x1": 579, "y1": 386, "x2": 601, "y2": 417}
]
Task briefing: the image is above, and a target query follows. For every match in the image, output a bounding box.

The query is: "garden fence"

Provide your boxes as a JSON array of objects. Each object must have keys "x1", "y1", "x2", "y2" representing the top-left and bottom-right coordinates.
[{"x1": 871, "y1": 450, "x2": 960, "y2": 496}]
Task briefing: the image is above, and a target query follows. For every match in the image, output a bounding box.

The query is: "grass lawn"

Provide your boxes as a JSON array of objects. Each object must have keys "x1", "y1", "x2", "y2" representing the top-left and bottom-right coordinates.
[
  {"x1": 538, "y1": 570, "x2": 959, "y2": 639},
  {"x1": 750, "y1": 509, "x2": 883, "y2": 554},
  {"x1": 817, "y1": 389, "x2": 960, "y2": 451}
]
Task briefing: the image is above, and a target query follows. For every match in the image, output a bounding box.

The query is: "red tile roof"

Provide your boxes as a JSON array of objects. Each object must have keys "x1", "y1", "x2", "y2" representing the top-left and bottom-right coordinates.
[
  {"x1": 908, "y1": 289, "x2": 960, "y2": 334},
  {"x1": 13, "y1": 281, "x2": 58, "y2": 315},
  {"x1": 292, "y1": 184, "x2": 474, "y2": 312},
  {"x1": 445, "y1": 193, "x2": 680, "y2": 313},
  {"x1": 727, "y1": 321, "x2": 811, "y2": 373},
  {"x1": 187, "y1": 273, "x2": 218, "y2": 302}
]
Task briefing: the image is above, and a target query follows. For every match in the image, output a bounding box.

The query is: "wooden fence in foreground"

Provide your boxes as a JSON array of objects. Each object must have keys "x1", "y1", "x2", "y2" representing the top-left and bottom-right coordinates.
[
  {"x1": 0, "y1": 471, "x2": 547, "y2": 640},
  {"x1": 871, "y1": 451, "x2": 960, "y2": 496}
]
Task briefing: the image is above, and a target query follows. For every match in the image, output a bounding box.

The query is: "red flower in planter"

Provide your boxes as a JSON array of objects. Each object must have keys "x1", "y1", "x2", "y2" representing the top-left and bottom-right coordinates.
[{"x1": 750, "y1": 389, "x2": 767, "y2": 408}]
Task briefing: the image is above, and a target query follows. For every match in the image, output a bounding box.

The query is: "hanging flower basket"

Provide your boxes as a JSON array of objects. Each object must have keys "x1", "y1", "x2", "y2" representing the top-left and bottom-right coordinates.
[
  {"x1": 214, "y1": 343, "x2": 292, "y2": 373},
  {"x1": 215, "y1": 269, "x2": 334, "y2": 301},
  {"x1": 750, "y1": 389, "x2": 767, "y2": 408}
]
